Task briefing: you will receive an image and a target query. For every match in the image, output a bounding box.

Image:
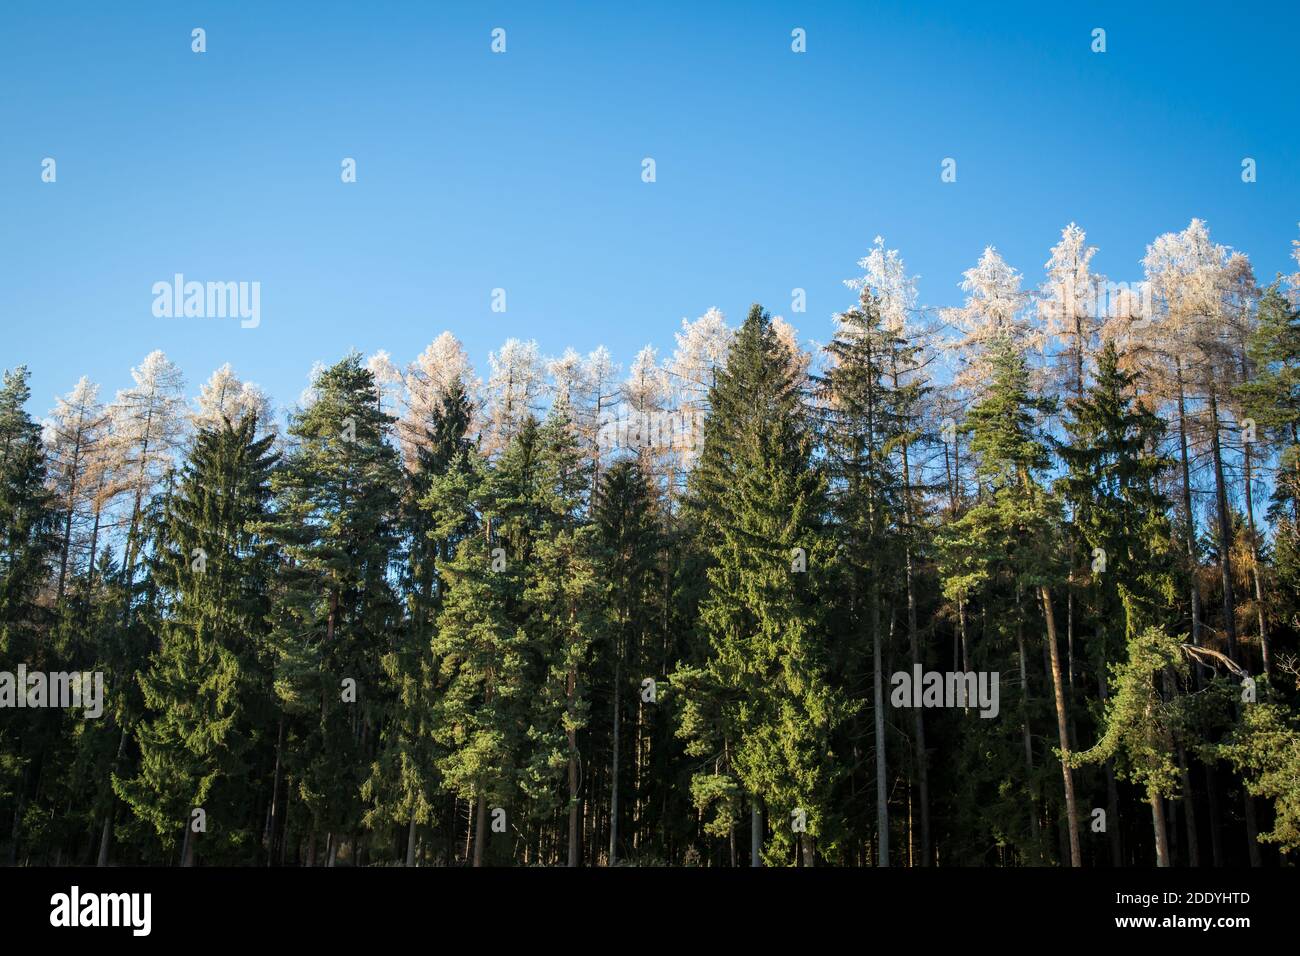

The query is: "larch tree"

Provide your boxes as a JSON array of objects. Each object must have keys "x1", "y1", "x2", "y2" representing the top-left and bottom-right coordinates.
[
  {"x1": 107, "y1": 350, "x2": 188, "y2": 594},
  {"x1": 484, "y1": 338, "x2": 546, "y2": 456},
  {"x1": 43, "y1": 376, "x2": 109, "y2": 601}
]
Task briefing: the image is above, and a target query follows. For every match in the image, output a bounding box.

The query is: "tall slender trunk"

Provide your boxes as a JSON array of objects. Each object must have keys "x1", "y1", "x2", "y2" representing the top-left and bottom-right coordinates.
[
  {"x1": 1175, "y1": 363, "x2": 1205, "y2": 650},
  {"x1": 1241, "y1": 440, "x2": 1270, "y2": 674},
  {"x1": 609, "y1": 660, "x2": 621, "y2": 866},
  {"x1": 1097, "y1": 664, "x2": 1123, "y2": 866},
  {"x1": 1178, "y1": 747, "x2": 1199, "y2": 866},
  {"x1": 1177, "y1": 363, "x2": 1224, "y2": 866},
  {"x1": 750, "y1": 799, "x2": 762, "y2": 867},
  {"x1": 56, "y1": 437, "x2": 82, "y2": 601},
  {"x1": 1150, "y1": 789, "x2": 1170, "y2": 867},
  {"x1": 567, "y1": 657, "x2": 580, "y2": 868},
  {"x1": 872, "y1": 587, "x2": 888, "y2": 867},
  {"x1": 896, "y1": 429, "x2": 930, "y2": 866},
  {"x1": 1015, "y1": 619, "x2": 1040, "y2": 855},
  {"x1": 1243, "y1": 791, "x2": 1262, "y2": 866},
  {"x1": 1040, "y1": 586, "x2": 1081, "y2": 866},
  {"x1": 1207, "y1": 388, "x2": 1238, "y2": 662},
  {"x1": 265, "y1": 715, "x2": 284, "y2": 865},
  {"x1": 96, "y1": 726, "x2": 128, "y2": 866},
  {"x1": 472, "y1": 790, "x2": 486, "y2": 867}
]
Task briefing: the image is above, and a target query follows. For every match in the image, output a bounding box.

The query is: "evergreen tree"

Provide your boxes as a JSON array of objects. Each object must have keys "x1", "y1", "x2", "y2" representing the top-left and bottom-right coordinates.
[
  {"x1": 113, "y1": 415, "x2": 278, "y2": 864},
  {"x1": 592, "y1": 459, "x2": 664, "y2": 864},
  {"x1": 938, "y1": 336, "x2": 1080, "y2": 864},
  {"x1": 365, "y1": 377, "x2": 476, "y2": 864},
  {"x1": 820, "y1": 291, "x2": 915, "y2": 865},
  {"x1": 268, "y1": 354, "x2": 404, "y2": 865},
  {"x1": 430, "y1": 418, "x2": 538, "y2": 866},
  {"x1": 0, "y1": 367, "x2": 61, "y2": 865},
  {"x1": 676, "y1": 305, "x2": 844, "y2": 866},
  {"x1": 520, "y1": 400, "x2": 603, "y2": 866}
]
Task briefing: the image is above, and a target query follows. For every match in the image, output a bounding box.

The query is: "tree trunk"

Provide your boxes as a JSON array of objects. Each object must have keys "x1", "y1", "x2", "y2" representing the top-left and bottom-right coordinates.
[
  {"x1": 1207, "y1": 388, "x2": 1239, "y2": 662},
  {"x1": 1243, "y1": 792, "x2": 1262, "y2": 867},
  {"x1": 567, "y1": 663, "x2": 580, "y2": 868},
  {"x1": 1175, "y1": 363, "x2": 1205, "y2": 652},
  {"x1": 1150, "y1": 790, "x2": 1170, "y2": 867},
  {"x1": 266, "y1": 715, "x2": 284, "y2": 866},
  {"x1": 1097, "y1": 665, "x2": 1123, "y2": 866},
  {"x1": 898, "y1": 439, "x2": 930, "y2": 866},
  {"x1": 872, "y1": 588, "x2": 888, "y2": 867},
  {"x1": 750, "y1": 799, "x2": 762, "y2": 866},
  {"x1": 609, "y1": 661, "x2": 621, "y2": 866},
  {"x1": 1040, "y1": 586, "x2": 1081, "y2": 866},
  {"x1": 1015, "y1": 620, "x2": 1040, "y2": 855},
  {"x1": 1241, "y1": 441, "x2": 1271, "y2": 674},
  {"x1": 1178, "y1": 748, "x2": 1199, "y2": 866},
  {"x1": 473, "y1": 790, "x2": 487, "y2": 868}
]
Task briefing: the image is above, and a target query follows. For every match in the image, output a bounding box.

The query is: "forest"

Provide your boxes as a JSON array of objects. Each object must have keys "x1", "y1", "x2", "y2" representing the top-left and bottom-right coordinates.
[{"x1": 1, "y1": 218, "x2": 1298, "y2": 868}]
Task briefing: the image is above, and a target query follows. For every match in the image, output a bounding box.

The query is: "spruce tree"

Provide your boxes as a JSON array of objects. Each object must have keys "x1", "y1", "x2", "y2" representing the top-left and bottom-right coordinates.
[
  {"x1": 592, "y1": 459, "x2": 664, "y2": 864},
  {"x1": 820, "y1": 291, "x2": 914, "y2": 865},
  {"x1": 431, "y1": 418, "x2": 539, "y2": 866},
  {"x1": 268, "y1": 354, "x2": 404, "y2": 865},
  {"x1": 676, "y1": 304, "x2": 844, "y2": 866},
  {"x1": 520, "y1": 400, "x2": 602, "y2": 866},
  {"x1": 113, "y1": 415, "x2": 278, "y2": 864},
  {"x1": 0, "y1": 367, "x2": 61, "y2": 864},
  {"x1": 938, "y1": 336, "x2": 1080, "y2": 864},
  {"x1": 364, "y1": 378, "x2": 476, "y2": 865}
]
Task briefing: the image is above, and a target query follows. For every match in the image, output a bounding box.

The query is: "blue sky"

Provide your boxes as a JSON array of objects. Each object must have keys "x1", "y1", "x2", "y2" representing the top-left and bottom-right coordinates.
[{"x1": 3, "y1": 0, "x2": 1298, "y2": 418}]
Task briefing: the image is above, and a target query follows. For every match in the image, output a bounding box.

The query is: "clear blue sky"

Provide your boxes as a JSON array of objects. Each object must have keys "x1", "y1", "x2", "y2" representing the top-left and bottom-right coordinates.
[{"x1": 4, "y1": 0, "x2": 1298, "y2": 418}]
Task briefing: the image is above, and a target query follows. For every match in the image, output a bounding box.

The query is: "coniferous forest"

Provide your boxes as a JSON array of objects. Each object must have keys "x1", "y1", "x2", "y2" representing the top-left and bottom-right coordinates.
[{"x1": 3, "y1": 221, "x2": 1299, "y2": 869}]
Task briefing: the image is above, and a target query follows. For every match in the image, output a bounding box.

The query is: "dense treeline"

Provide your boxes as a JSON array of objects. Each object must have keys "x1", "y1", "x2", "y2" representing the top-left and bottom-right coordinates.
[{"x1": 2, "y1": 219, "x2": 1298, "y2": 867}]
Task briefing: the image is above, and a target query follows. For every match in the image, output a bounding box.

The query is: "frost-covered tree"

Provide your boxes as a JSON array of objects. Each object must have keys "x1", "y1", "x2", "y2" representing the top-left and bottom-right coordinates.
[
  {"x1": 107, "y1": 351, "x2": 188, "y2": 586},
  {"x1": 401, "y1": 332, "x2": 481, "y2": 468},
  {"x1": 484, "y1": 338, "x2": 546, "y2": 456},
  {"x1": 366, "y1": 350, "x2": 404, "y2": 419},
  {"x1": 665, "y1": 308, "x2": 733, "y2": 475},
  {"x1": 1040, "y1": 223, "x2": 1103, "y2": 400},
  {"x1": 192, "y1": 364, "x2": 273, "y2": 436},
  {"x1": 44, "y1": 377, "x2": 110, "y2": 599}
]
